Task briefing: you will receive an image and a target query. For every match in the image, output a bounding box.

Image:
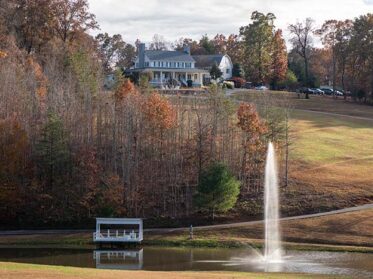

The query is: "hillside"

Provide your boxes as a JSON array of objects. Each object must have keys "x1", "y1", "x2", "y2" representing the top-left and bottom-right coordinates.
[{"x1": 231, "y1": 90, "x2": 373, "y2": 215}]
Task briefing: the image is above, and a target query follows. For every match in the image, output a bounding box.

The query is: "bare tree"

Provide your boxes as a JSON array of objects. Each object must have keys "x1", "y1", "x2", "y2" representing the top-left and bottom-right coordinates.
[
  {"x1": 288, "y1": 18, "x2": 314, "y2": 91},
  {"x1": 149, "y1": 34, "x2": 169, "y2": 50}
]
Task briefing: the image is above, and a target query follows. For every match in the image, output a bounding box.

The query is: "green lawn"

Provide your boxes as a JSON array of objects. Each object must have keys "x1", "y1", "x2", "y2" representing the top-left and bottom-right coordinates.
[{"x1": 290, "y1": 110, "x2": 373, "y2": 164}]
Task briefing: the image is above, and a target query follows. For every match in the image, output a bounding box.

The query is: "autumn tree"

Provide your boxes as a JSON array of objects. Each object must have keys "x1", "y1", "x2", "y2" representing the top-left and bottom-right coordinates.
[
  {"x1": 348, "y1": 14, "x2": 373, "y2": 102},
  {"x1": 226, "y1": 34, "x2": 242, "y2": 64},
  {"x1": 51, "y1": 0, "x2": 98, "y2": 43},
  {"x1": 240, "y1": 11, "x2": 276, "y2": 84},
  {"x1": 117, "y1": 43, "x2": 136, "y2": 69},
  {"x1": 96, "y1": 33, "x2": 126, "y2": 73},
  {"x1": 0, "y1": 118, "x2": 29, "y2": 222},
  {"x1": 270, "y1": 29, "x2": 288, "y2": 89},
  {"x1": 143, "y1": 93, "x2": 176, "y2": 130},
  {"x1": 2, "y1": 0, "x2": 55, "y2": 53},
  {"x1": 173, "y1": 37, "x2": 201, "y2": 54},
  {"x1": 212, "y1": 34, "x2": 227, "y2": 54},
  {"x1": 335, "y1": 20, "x2": 353, "y2": 95},
  {"x1": 194, "y1": 162, "x2": 240, "y2": 220},
  {"x1": 237, "y1": 103, "x2": 267, "y2": 192}
]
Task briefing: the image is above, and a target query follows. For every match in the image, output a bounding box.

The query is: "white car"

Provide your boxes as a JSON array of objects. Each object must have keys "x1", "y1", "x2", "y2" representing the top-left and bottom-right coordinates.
[
  {"x1": 255, "y1": 86, "x2": 268, "y2": 91},
  {"x1": 334, "y1": 90, "x2": 344, "y2": 96}
]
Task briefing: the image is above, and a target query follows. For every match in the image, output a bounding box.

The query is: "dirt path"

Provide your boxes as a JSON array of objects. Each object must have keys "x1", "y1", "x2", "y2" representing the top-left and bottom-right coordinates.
[{"x1": 152, "y1": 203, "x2": 373, "y2": 233}]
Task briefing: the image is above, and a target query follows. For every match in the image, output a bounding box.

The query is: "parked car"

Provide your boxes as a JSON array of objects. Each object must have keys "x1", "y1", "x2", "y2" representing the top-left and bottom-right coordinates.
[
  {"x1": 334, "y1": 90, "x2": 344, "y2": 96},
  {"x1": 311, "y1": 88, "x2": 324, "y2": 95},
  {"x1": 320, "y1": 88, "x2": 334, "y2": 95},
  {"x1": 255, "y1": 85, "x2": 268, "y2": 91},
  {"x1": 300, "y1": 87, "x2": 314, "y2": 94}
]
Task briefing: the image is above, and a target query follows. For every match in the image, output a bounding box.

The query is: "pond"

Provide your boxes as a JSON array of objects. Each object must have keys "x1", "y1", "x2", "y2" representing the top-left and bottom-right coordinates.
[{"x1": 0, "y1": 247, "x2": 372, "y2": 278}]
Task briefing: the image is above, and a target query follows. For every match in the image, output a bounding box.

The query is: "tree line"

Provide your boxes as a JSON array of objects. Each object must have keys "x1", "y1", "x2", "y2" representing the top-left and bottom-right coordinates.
[{"x1": 107, "y1": 12, "x2": 372, "y2": 103}]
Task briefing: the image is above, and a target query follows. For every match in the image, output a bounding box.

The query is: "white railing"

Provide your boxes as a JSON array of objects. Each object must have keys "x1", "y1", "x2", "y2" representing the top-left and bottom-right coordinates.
[{"x1": 93, "y1": 229, "x2": 140, "y2": 241}]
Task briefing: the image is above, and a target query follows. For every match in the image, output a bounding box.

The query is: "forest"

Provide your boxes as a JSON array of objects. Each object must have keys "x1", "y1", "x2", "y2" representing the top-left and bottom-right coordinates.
[{"x1": 0, "y1": 1, "x2": 372, "y2": 228}]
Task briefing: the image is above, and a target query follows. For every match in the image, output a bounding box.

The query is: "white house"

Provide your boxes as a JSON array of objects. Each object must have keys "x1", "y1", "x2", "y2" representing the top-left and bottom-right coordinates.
[
  {"x1": 192, "y1": 54, "x2": 233, "y2": 80},
  {"x1": 128, "y1": 44, "x2": 209, "y2": 88}
]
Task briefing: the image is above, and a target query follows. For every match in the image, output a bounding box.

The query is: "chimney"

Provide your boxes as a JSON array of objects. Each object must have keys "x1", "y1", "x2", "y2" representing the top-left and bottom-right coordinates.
[
  {"x1": 183, "y1": 45, "x2": 191, "y2": 55},
  {"x1": 138, "y1": 43, "x2": 146, "y2": 68}
]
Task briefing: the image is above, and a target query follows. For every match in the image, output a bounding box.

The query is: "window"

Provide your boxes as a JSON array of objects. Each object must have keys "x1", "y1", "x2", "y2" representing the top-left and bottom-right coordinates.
[
  {"x1": 157, "y1": 61, "x2": 161, "y2": 67},
  {"x1": 145, "y1": 62, "x2": 149, "y2": 67},
  {"x1": 226, "y1": 69, "x2": 230, "y2": 74},
  {"x1": 161, "y1": 61, "x2": 164, "y2": 67},
  {"x1": 182, "y1": 62, "x2": 185, "y2": 68},
  {"x1": 177, "y1": 62, "x2": 180, "y2": 68}
]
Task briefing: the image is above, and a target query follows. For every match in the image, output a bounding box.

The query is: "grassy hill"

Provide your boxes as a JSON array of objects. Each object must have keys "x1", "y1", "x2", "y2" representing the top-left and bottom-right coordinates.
[{"x1": 231, "y1": 90, "x2": 373, "y2": 214}]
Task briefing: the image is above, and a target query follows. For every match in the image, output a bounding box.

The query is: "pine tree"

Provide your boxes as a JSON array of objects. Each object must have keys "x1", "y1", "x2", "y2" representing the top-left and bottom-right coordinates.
[
  {"x1": 194, "y1": 163, "x2": 240, "y2": 220},
  {"x1": 36, "y1": 111, "x2": 70, "y2": 191},
  {"x1": 210, "y1": 63, "x2": 223, "y2": 80}
]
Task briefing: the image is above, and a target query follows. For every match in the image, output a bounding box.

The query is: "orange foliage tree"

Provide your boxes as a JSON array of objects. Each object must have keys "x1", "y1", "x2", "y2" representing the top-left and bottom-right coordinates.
[
  {"x1": 143, "y1": 93, "x2": 176, "y2": 131},
  {"x1": 237, "y1": 103, "x2": 268, "y2": 193}
]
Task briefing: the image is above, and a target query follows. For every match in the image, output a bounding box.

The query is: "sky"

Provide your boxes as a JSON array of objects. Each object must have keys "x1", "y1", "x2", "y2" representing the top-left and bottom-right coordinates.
[{"x1": 88, "y1": 0, "x2": 373, "y2": 46}]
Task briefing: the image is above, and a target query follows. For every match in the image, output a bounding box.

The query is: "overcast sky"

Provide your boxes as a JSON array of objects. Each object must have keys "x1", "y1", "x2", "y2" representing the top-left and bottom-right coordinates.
[{"x1": 89, "y1": 0, "x2": 373, "y2": 46}]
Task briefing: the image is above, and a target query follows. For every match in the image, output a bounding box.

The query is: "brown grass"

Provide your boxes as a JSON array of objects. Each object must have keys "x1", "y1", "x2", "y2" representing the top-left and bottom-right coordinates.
[
  {"x1": 232, "y1": 90, "x2": 373, "y2": 119},
  {"x1": 0, "y1": 262, "x2": 338, "y2": 279}
]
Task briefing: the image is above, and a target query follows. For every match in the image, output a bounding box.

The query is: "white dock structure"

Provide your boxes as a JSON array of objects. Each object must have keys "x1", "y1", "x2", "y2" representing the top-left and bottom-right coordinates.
[
  {"x1": 93, "y1": 218, "x2": 143, "y2": 243},
  {"x1": 93, "y1": 249, "x2": 144, "y2": 270}
]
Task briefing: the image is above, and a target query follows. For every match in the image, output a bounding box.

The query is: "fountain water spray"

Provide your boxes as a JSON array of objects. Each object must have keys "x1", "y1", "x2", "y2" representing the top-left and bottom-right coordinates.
[{"x1": 263, "y1": 142, "x2": 282, "y2": 263}]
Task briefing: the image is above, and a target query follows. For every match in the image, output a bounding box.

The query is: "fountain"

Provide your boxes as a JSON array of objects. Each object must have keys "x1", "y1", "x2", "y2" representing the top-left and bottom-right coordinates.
[{"x1": 263, "y1": 142, "x2": 282, "y2": 263}]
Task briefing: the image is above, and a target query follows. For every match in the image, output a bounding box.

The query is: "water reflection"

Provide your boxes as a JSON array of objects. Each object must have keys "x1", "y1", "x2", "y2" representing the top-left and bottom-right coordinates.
[
  {"x1": 0, "y1": 247, "x2": 372, "y2": 278},
  {"x1": 94, "y1": 249, "x2": 143, "y2": 270}
]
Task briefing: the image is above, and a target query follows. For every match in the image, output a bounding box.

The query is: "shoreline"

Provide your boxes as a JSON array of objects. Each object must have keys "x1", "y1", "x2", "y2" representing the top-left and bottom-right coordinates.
[{"x1": 0, "y1": 234, "x2": 372, "y2": 254}]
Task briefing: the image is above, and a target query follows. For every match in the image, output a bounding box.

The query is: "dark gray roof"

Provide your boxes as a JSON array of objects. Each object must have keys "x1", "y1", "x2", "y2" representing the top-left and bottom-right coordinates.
[
  {"x1": 145, "y1": 50, "x2": 195, "y2": 62},
  {"x1": 192, "y1": 55, "x2": 224, "y2": 68}
]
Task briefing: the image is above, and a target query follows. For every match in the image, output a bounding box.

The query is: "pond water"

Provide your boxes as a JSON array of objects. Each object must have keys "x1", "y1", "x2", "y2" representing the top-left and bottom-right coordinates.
[{"x1": 0, "y1": 247, "x2": 372, "y2": 278}]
